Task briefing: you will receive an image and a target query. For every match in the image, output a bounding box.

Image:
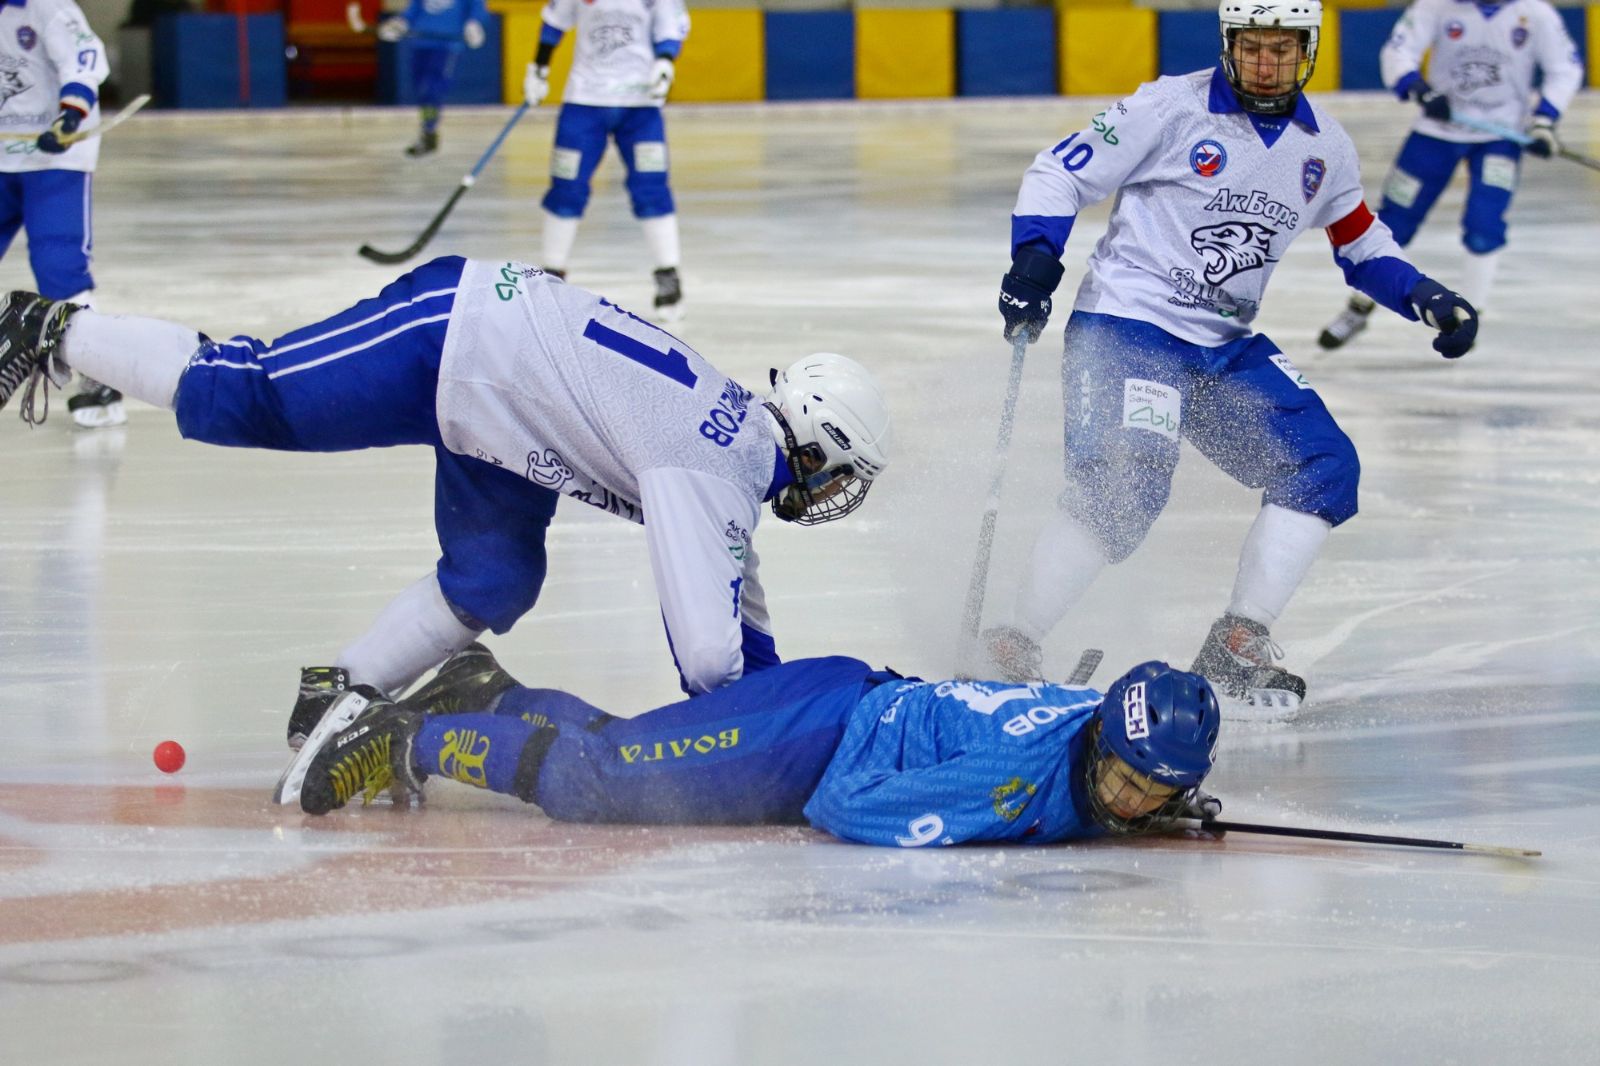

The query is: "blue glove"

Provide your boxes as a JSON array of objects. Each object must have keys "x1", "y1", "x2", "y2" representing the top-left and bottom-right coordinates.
[
  {"x1": 36, "y1": 105, "x2": 85, "y2": 154},
  {"x1": 998, "y1": 244, "x2": 1065, "y2": 345},
  {"x1": 1407, "y1": 79, "x2": 1452, "y2": 123},
  {"x1": 1409, "y1": 277, "x2": 1477, "y2": 359},
  {"x1": 1525, "y1": 116, "x2": 1558, "y2": 160}
]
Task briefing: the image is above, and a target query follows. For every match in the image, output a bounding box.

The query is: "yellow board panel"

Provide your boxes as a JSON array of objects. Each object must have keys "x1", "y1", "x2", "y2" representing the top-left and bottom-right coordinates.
[
  {"x1": 1061, "y1": 8, "x2": 1156, "y2": 96},
  {"x1": 674, "y1": 10, "x2": 764, "y2": 102},
  {"x1": 857, "y1": 9, "x2": 956, "y2": 99},
  {"x1": 1306, "y1": 2, "x2": 1341, "y2": 92},
  {"x1": 1591, "y1": 6, "x2": 1600, "y2": 88},
  {"x1": 497, "y1": 2, "x2": 575, "y2": 107}
]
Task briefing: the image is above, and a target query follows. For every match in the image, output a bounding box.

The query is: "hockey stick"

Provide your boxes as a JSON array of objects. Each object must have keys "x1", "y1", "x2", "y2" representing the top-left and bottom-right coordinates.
[
  {"x1": 358, "y1": 102, "x2": 530, "y2": 265},
  {"x1": 1196, "y1": 818, "x2": 1540, "y2": 858},
  {"x1": 958, "y1": 335, "x2": 1029, "y2": 656},
  {"x1": 1064, "y1": 648, "x2": 1103, "y2": 686},
  {"x1": 1448, "y1": 115, "x2": 1600, "y2": 173},
  {"x1": 0, "y1": 93, "x2": 152, "y2": 145}
]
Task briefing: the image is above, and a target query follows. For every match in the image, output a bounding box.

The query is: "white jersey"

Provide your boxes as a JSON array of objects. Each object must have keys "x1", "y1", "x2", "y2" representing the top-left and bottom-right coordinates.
[
  {"x1": 437, "y1": 260, "x2": 774, "y2": 694},
  {"x1": 1015, "y1": 69, "x2": 1408, "y2": 346},
  {"x1": 0, "y1": 0, "x2": 108, "y2": 173},
  {"x1": 1381, "y1": 0, "x2": 1583, "y2": 143},
  {"x1": 543, "y1": 0, "x2": 689, "y2": 109}
]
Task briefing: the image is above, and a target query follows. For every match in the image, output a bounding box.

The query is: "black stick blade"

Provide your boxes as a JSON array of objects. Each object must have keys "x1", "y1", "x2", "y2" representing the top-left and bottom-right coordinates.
[{"x1": 358, "y1": 243, "x2": 422, "y2": 265}]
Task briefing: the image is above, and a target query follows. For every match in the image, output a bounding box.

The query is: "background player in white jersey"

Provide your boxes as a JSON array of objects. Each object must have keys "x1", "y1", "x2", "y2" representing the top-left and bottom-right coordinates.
[
  {"x1": 376, "y1": 0, "x2": 490, "y2": 158},
  {"x1": 0, "y1": 0, "x2": 114, "y2": 427},
  {"x1": 984, "y1": 0, "x2": 1476, "y2": 716},
  {"x1": 1318, "y1": 0, "x2": 1583, "y2": 347},
  {"x1": 0, "y1": 258, "x2": 891, "y2": 757},
  {"x1": 522, "y1": 0, "x2": 689, "y2": 321}
]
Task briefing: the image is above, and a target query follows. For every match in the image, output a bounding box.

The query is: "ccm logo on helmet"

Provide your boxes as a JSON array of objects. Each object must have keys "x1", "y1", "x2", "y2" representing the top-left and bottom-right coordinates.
[
  {"x1": 822, "y1": 421, "x2": 852, "y2": 451},
  {"x1": 1123, "y1": 682, "x2": 1150, "y2": 740}
]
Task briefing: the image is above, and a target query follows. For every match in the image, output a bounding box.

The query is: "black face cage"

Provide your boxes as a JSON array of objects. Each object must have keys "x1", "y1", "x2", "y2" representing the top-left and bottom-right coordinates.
[
  {"x1": 1220, "y1": 27, "x2": 1317, "y2": 117},
  {"x1": 765, "y1": 403, "x2": 873, "y2": 526},
  {"x1": 1081, "y1": 720, "x2": 1197, "y2": 835}
]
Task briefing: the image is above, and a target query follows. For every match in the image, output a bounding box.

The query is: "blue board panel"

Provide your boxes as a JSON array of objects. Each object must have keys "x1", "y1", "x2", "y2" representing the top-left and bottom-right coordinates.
[
  {"x1": 153, "y1": 13, "x2": 287, "y2": 109},
  {"x1": 957, "y1": 9, "x2": 1056, "y2": 96},
  {"x1": 765, "y1": 12, "x2": 854, "y2": 100}
]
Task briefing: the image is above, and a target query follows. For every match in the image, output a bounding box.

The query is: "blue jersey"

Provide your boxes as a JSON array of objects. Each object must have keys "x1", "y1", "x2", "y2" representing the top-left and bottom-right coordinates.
[
  {"x1": 805, "y1": 679, "x2": 1107, "y2": 847},
  {"x1": 402, "y1": 0, "x2": 489, "y2": 42}
]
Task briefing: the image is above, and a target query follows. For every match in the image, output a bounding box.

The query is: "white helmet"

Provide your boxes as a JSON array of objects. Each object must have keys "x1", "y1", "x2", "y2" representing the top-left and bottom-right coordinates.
[
  {"x1": 1218, "y1": 0, "x2": 1321, "y2": 116},
  {"x1": 764, "y1": 352, "x2": 891, "y2": 525}
]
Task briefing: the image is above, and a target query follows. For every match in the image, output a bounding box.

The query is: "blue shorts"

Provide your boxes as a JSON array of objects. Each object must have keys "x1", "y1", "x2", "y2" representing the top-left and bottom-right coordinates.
[
  {"x1": 172, "y1": 256, "x2": 558, "y2": 633},
  {"x1": 1379, "y1": 131, "x2": 1521, "y2": 254},
  {"x1": 542, "y1": 103, "x2": 674, "y2": 219},
  {"x1": 0, "y1": 169, "x2": 93, "y2": 298},
  {"x1": 1059, "y1": 311, "x2": 1359, "y2": 561}
]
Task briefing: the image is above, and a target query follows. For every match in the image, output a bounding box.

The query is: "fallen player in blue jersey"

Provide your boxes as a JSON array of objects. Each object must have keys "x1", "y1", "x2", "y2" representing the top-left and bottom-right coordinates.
[{"x1": 287, "y1": 645, "x2": 1222, "y2": 846}]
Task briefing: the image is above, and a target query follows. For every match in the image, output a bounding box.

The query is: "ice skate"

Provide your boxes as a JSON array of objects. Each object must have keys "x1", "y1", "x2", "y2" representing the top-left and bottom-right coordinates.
[
  {"x1": 404, "y1": 128, "x2": 438, "y2": 158},
  {"x1": 67, "y1": 377, "x2": 126, "y2": 428},
  {"x1": 652, "y1": 266, "x2": 683, "y2": 323},
  {"x1": 286, "y1": 665, "x2": 353, "y2": 751},
  {"x1": 1190, "y1": 614, "x2": 1306, "y2": 721},
  {"x1": 0, "y1": 291, "x2": 80, "y2": 423},
  {"x1": 400, "y1": 642, "x2": 520, "y2": 717},
  {"x1": 1316, "y1": 294, "x2": 1374, "y2": 350},
  {"x1": 274, "y1": 683, "x2": 392, "y2": 806},
  {"x1": 981, "y1": 625, "x2": 1044, "y2": 684},
  {"x1": 295, "y1": 697, "x2": 427, "y2": 815}
]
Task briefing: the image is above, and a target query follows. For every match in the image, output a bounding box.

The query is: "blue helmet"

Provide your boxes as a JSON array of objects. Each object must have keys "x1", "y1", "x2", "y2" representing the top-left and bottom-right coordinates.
[{"x1": 1085, "y1": 661, "x2": 1221, "y2": 833}]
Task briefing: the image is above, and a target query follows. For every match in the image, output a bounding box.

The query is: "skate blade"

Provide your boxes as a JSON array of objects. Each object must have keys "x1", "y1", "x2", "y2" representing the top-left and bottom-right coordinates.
[
  {"x1": 71, "y1": 402, "x2": 126, "y2": 429},
  {"x1": 271, "y1": 690, "x2": 372, "y2": 806},
  {"x1": 1218, "y1": 688, "x2": 1303, "y2": 723}
]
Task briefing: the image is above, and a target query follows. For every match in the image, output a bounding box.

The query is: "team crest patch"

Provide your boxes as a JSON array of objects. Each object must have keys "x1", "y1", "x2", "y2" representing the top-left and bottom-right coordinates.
[
  {"x1": 1445, "y1": 20, "x2": 1465, "y2": 40},
  {"x1": 1511, "y1": 24, "x2": 1528, "y2": 48},
  {"x1": 15, "y1": 27, "x2": 35, "y2": 50},
  {"x1": 1190, "y1": 140, "x2": 1227, "y2": 178},
  {"x1": 1301, "y1": 157, "x2": 1326, "y2": 202}
]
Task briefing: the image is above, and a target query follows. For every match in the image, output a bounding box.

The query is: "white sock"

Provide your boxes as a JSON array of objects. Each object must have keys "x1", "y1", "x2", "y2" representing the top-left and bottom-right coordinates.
[
  {"x1": 542, "y1": 211, "x2": 580, "y2": 272},
  {"x1": 1458, "y1": 249, "x2": 1500, "y2": 313},
  {"x1": 335, "y1": 572, "x2": 484, "y2": 696},
  {"x1": 640, "y1": 214, "x2": 680, "y2": 269},
  {"x1": 1226, "y1": 504, "x2": 1332, "y2": 628},
  {"x1": 63, "y1": 311, "x2": 202, "y2": 410},
  {"x1": 1014, "y1": 511, "x2": 1109, "y2": 640}
]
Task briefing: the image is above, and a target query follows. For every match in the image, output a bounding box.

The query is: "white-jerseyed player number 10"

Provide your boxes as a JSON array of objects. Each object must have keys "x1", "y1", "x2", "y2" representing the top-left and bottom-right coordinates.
[{"x1": 584, "y1": 304, "x2": 698, "y2": 389}]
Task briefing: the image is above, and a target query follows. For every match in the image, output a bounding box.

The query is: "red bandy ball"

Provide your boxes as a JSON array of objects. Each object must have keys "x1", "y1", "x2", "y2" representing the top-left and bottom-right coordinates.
[{"x1": 153, "y1": 740, "x2": 186, "y2": 774}]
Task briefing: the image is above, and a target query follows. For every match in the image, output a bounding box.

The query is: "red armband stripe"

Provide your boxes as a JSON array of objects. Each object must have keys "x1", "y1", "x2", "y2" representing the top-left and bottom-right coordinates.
[{"x1": 1326, "y1": 203, "x2": 1375, "y2": 248}]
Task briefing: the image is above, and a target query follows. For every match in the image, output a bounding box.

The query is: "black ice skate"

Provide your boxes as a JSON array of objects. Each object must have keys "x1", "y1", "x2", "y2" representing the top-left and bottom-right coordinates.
[
  {"x1": 652, "y1": 266, "x2": 683, "y2": 323},
  {"x1": 286, "y1": 665, "x2": 352, "y2": 750},
  {"x1": 1317, "y1": 294, "x2": 1374, "y2": 350},
  {"x1": 1190, "y1": 614, "x2": 1307, "y2": 721},
  {"x1": 67, "y1": 377, "x2": 126, "y2": 428},
  {"x1": 274, "y1": 682, "x2": 393, "y2": 806},
  {"x1": 297, "y1": 697, "x2": 427, "y2": 816},
  {"x1": 0, "y1": 291, "x2": 81, "y2": 425},
  {"x1": 982, "y1": 625, "x2": 1044, "y2": 684},
  {"x1": 399, "y1": 642, "x2": 520, "y2": 717},
  {"x1": 405, "y1": 129, "x2": 439, "y2": 158}
]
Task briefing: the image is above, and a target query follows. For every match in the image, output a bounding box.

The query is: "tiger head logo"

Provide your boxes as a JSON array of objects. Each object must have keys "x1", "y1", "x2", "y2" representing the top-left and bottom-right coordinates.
[
  {"x1": 589, "y1": 21, "x2": 636, "y2": 58},
  {"x1": 0, "y1": 60, "x2": 30, "y2": 109},
  {"x1": 1190, "y1": 221, "x2": 1279, "y2": 285}
]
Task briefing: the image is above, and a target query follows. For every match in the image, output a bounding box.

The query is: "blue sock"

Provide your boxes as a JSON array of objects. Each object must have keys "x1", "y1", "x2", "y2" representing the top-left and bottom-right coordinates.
[{"x1": 415, "y1": 713, "x2": 540, "y2": 794}]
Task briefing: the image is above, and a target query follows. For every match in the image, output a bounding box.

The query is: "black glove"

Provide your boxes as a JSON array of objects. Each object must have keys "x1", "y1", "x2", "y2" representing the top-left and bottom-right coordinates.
[
  {"x1": 36, "y1": 105, "x2": 85, "y2": 154},
  {"x1": 1408, "y1": 80, "x2": 1452, "y2": 123},
  {"x1": 1409, "y1": 277, "x2": 1477, "y2": 359},
  {"x1": 998, "y1": 244, "x2": 1065, "y2": 345},
  {"x1": 1525, "y1": 116, "x2": 1559, "y2": 160},
  {"x1": 1181, "y1": 789, "x2": 1222, "y2": 820}
]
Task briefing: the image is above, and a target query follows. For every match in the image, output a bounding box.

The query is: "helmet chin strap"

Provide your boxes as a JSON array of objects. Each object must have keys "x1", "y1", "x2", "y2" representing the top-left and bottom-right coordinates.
[{"x1": 763, "y1": 401, "x2": 815, "y2": 523}]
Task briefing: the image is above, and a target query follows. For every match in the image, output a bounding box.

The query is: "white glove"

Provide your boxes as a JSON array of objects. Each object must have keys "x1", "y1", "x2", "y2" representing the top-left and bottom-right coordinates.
[
  {"x1": 462, "y1": 18, "x2": 485, "y2": 49},
  {"x1": 647, "y1": 57, "x2": 674, "y2": 103},
  {"x1": 1525, "y1": 116, "x2": 1559, "y2": 160},
  {"x1": 524, "y1": 62, "x2": 550, "y2": 106},
  {"x1": 376, "y1": 16, "x2": 408, "y2": 43}
]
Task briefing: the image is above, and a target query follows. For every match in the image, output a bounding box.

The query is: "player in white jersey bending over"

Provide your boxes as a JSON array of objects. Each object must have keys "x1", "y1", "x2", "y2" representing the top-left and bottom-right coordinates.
[
  {"x1": 985, "y1": 0, "x2": 1476, "y2": 717},
  {"x1": 1318, "y1": 0, "x2": 1583, "y2": 347},
  {"x1": 0, "y1": 258, "x2": 891, "y2": 760},
  {"x1": 523, "y1": 0, "x2": 690, "y2": 321},
  {"x1": 0, "y1": 0, "x2": 118, "y2": 428}
]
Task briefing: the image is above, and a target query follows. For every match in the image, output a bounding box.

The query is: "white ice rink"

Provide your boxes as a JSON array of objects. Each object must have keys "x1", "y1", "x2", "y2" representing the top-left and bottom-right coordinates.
[{"x1": 3, "y1": 94, "x2": 1598, "y2": 1063}]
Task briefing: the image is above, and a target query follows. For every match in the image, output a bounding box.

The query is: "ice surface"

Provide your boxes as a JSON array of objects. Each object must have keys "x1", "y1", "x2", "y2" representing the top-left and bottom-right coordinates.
[{"x1": 2, "y1": 96, "x2": 1598, "y2": 1063}]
